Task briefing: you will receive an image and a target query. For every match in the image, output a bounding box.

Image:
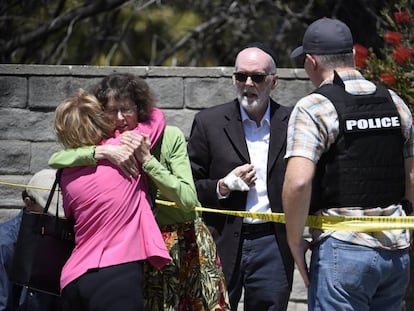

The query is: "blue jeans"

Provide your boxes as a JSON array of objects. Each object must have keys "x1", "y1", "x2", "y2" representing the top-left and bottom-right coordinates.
[
  {"x1": 0, "y1": 212, "x2": 22, "y2": 311},
  {"x1": 309, "y1": 237, "x2": 410, "y2": 311},
  {"x1": 228, "y1": 233, "x2": 290, "y2": 311}
]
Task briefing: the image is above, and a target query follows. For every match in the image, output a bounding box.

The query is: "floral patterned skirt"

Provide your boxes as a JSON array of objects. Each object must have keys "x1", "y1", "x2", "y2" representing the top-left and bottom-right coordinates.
[{"x1": 143, "y1": 218, "x2": 230, "y2": 311}]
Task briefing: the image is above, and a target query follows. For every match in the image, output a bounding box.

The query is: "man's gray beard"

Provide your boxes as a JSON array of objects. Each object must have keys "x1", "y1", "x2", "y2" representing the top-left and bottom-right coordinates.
[{"x1": 238, "y1": 95, "x2": 259, "y2": 113}]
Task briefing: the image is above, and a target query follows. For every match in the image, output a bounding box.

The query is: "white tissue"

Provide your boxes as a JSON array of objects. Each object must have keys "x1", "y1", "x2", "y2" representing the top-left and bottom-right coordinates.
[{"x1": 223, "y1": 173, "x2": 250, "y2": 191}]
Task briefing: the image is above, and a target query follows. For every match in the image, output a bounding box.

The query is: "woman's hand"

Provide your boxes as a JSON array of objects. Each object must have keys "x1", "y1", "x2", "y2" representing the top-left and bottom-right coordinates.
[
  {"x1": 120, "y1": 131, "x2": 152, "y2": 163},
  {"x1": 95, "y1": 144, "x2": 139, "y2": 177}
]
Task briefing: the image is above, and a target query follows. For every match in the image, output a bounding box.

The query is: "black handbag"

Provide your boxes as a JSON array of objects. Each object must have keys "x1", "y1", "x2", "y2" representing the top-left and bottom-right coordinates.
[{"x1": 10, "y1": 169, "x2": 75, "y2": 296}]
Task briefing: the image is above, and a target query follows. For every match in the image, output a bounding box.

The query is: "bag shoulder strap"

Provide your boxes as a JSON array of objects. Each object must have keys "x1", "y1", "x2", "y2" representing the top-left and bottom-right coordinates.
[{"x1": 43, "y1": 169, "x2": 62, "y2": 215}]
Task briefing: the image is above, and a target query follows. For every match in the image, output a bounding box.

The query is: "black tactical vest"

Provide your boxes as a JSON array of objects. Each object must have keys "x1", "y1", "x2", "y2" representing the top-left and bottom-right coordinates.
[{"x1": 309, "y1": 72, "x2": 405, "y2": 213}]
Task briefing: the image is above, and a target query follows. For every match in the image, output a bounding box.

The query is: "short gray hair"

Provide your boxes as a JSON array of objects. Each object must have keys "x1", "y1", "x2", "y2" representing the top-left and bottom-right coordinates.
[{"x1": 312, "y1": 52, "x2": 355, "y2": 69}]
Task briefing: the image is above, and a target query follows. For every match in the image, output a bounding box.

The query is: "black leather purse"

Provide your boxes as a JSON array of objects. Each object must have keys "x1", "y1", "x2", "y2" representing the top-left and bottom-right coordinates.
[{"x1": 10, "y1": 169, "x2": 75, "y2": 296}]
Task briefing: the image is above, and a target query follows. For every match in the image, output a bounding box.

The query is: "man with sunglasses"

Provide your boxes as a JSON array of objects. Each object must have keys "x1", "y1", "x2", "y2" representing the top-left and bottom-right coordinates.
[{"x1": 188, "y1": 43, "x2": 294, "y2": 311}]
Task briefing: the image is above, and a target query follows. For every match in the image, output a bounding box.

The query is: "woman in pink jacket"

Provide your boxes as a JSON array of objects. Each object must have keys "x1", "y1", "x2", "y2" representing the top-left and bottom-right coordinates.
[{"x1": 53, "y1": 89, "x2": 170, "y2": 311}]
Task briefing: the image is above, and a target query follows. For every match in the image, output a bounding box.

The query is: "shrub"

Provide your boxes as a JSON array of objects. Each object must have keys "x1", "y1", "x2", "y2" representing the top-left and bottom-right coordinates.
[{"x1": 355, "y1": 0, "x2": 414, "y2": 113}]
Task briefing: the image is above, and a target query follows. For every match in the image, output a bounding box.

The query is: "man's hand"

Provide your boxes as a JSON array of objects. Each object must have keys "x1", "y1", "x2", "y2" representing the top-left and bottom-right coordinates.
[
  {"x1": 230, "y1": 163, "x2": 257, "y2": 187},
  {"x1": 289, "y1": 238, "x2": 311, "y2": 288},
  {"x1": 218, "y1": 163, "x2": 257, "y2": 196}
]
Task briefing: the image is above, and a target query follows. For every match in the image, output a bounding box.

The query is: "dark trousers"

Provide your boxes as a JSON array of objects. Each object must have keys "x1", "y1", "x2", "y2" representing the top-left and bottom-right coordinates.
[
  {"x1": 228, "y1": 232, "x2": 290, "y2": 311},
  {"x1": 61, "y1": 261, "x2": 144, "y2": 311}
]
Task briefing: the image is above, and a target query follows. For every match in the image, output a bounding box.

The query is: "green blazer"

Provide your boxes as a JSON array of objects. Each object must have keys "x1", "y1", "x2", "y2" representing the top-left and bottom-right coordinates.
[{"x1": 49, "y1": 125, "x2": 199, "y2": 226}]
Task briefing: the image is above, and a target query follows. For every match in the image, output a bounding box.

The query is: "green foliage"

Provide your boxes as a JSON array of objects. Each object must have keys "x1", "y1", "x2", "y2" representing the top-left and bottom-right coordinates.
[
  {"x1": 0, "y1": 0, "x2": 404, "y2": 67},
  {"x1": 356, "y1": 0, "x2": 414, "y2": 113}
]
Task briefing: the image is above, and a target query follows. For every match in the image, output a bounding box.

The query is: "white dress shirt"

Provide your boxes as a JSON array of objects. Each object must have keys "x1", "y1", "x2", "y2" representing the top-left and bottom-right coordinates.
[{"x1": 240, "y1": 102, "x2": 271, "y2": 224}]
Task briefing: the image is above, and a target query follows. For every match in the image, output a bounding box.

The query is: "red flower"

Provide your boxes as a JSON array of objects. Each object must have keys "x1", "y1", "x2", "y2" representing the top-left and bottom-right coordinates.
[
  {"x1": 353, "y1": 44, "x2": 369, "y2": 68},
  {"x1": 384, "y1": 31, "x2": 402, "y2": 45},
  {"x1": 394, "y1": 10, "x2": 410, "y2": 24},
  {"x1": 392, "y1": 46, "x2": 414, "y2": 64},
  {"x1": 380, "y1": 73, "x2": 396, "y2": 86}
]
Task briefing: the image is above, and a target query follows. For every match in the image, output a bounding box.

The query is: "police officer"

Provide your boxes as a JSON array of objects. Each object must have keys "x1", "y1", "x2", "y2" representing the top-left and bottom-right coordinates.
[{"x1": 283, "y1": 17, "x2": 413, "y2": 311}]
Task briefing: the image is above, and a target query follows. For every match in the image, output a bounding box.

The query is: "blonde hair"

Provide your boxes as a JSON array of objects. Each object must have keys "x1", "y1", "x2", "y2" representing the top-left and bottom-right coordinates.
[{"x1": 54, "y1": 89, "x2": 115, "y2": 148}]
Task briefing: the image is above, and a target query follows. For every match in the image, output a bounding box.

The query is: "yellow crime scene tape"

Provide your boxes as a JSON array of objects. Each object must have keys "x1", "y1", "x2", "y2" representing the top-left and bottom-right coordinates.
[
  {"x1": 0, "y1": 181, "x2": 56, "y2": 192},
  {"x1": 155, "y1": 199, "x2": 414, "y2": 232},
  {"x1": 2, "y1": 181, "x2": 414, "y2": 232}
]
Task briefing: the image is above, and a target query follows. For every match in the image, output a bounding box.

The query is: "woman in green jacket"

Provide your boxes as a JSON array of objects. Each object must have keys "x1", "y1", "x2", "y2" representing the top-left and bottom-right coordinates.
[{"x1": 49, "y1": 73, "x2": 229, "y2": 311}]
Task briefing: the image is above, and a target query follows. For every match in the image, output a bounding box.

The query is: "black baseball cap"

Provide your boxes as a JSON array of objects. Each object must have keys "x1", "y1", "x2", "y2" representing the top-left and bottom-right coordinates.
[{"x1": 290, "y1": 18, "x2": 354, "y2": 58}]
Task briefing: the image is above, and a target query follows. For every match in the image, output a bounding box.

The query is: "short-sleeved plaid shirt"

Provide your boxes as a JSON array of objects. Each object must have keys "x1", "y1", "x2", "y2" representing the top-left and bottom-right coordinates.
[{"x1": 285, "y1": 69, "x2": 413, "y2": 250}]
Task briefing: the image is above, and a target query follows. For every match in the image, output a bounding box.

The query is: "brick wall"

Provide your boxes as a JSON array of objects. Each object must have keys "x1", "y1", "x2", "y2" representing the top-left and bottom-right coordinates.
[{"x1": 0, "y1": 64, "x2": 313, "y2": 310}]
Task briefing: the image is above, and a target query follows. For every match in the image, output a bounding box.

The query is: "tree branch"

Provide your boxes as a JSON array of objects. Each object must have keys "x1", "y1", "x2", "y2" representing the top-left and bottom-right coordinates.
[
  {"x1": 1, "y1": 0, "x2": 129, "y2": 55},
  {"x1": 152, "y1": 12, "x2": 229, "y2": 65}
]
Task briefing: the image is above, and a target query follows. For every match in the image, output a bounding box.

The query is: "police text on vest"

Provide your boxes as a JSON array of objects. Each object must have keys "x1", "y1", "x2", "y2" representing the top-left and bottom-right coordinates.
[{"x1": 346, "y1": 117, "x2": 400, "y2": 131}]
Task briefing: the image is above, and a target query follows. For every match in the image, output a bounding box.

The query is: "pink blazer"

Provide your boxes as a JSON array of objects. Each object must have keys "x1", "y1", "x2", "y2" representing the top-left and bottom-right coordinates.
[{"x1": 60, "y1": 108, "x2": 171, "y2": 290}]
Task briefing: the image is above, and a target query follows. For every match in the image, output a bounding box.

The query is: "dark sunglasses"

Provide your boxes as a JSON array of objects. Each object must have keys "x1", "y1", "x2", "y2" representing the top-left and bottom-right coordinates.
[{"x1": 234, "y1": 72, "x2": 271, "y2": 83}]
